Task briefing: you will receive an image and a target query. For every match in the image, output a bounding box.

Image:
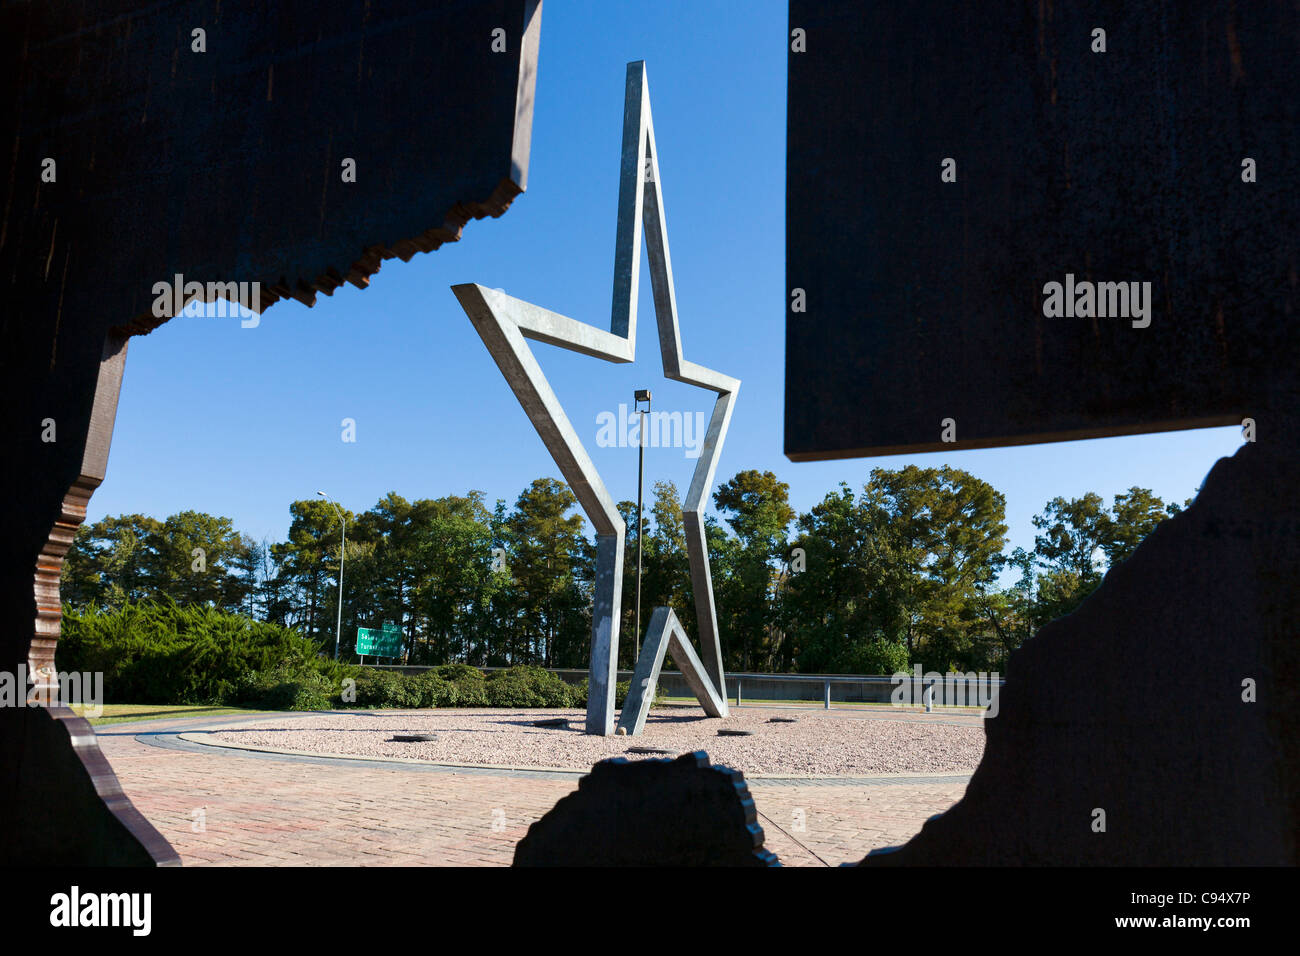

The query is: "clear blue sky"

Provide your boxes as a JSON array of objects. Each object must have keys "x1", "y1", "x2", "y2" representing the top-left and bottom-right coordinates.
[{"x1": 92, "y1": 0, "x2": 1245, "y2": 567}]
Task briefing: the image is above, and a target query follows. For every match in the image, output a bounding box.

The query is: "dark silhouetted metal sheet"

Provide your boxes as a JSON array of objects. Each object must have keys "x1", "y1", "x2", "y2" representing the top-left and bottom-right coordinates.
[{"x1": 785, "y1": 0, "x2": 1298, "y2": 460}]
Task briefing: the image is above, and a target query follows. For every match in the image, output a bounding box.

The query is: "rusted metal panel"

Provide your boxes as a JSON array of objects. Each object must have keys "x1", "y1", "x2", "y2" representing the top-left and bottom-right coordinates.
[
  {"x1": 0, "y1": 0, "x2": 542, "y2": 865},
  {"x1": 785, "y1": 0, "x2": 1298, "y2": 460}
]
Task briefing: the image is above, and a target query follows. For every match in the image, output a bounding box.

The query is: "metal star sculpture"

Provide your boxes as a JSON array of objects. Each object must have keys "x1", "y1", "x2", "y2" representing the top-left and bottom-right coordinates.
[{"x1": 452, "y1": 61, "x2": 738, "y2": 736}]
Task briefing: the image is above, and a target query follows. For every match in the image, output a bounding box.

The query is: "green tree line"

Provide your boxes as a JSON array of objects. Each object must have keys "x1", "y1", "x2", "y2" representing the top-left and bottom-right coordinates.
[{"x1": 62, "y1": 468, "x2": 1189, "y2": 674}]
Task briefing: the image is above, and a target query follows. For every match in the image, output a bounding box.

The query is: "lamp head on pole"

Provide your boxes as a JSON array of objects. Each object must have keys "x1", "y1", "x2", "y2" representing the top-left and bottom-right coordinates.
[{"x1": 634, "y1": 388, "x2": 651, "y2": 412}]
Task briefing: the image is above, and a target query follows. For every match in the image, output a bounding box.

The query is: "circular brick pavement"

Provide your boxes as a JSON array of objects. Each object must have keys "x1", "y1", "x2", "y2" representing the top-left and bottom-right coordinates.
[{"x1": 95, "y1": 708, "x2": 976, "y2": 866}]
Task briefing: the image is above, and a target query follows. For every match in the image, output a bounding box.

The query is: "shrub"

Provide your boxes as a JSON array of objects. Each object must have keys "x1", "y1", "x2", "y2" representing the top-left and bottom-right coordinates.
[
  {"x1": 485, "y1": 673, "x2": 540, "y2": 707},
  {"x1": 430, "y1": 663, "x2": 485, "y2": 683},
  {"x1": 486, "y1": 665, "x2": 575, "y2": 707},
  {"x1": 451, "y1": 676, "x2": 489, "y2": 707},
  {"x1": 563, "y1": 677, "x2": 629, "y2": 708},
  {"x1": 426, "y1": 663, "x2": 488, "y2": 707},
  {"x1": 566, "y1": 679, "x2": 587, "y2": 708},
  {"x1": 234, "y1": 668, "x2": 335, "y2": 711},
  {"x1": 411, "y1": 671, "x2": 455, "y2": 708},
  {"x1": 57, "y1": 600, "x2": 356, "y2": 706},
  {"x1": 57, "y1": 603, "x2": 637, "y2": 713},
  {"x1": 351, "y1": 668, "x2": 423, "y2": 709}
]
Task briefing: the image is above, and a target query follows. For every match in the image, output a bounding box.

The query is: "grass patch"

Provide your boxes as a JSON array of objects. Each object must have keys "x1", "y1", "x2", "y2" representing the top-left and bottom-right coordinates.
[{"x1": 67, "y1": 702, "x2": 264, "y2": 726}]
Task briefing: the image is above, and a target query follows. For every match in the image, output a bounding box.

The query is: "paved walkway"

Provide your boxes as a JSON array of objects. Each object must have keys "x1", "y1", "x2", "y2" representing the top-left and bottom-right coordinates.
[{"x1": 95, "y1": 709, "x2": 973, "y2": 866}]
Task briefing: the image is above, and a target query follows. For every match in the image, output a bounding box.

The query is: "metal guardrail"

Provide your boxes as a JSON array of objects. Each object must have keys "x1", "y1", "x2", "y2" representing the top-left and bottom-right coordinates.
[{"x1": 724, "y1": 673, "x2": 1004, "y2": 711}]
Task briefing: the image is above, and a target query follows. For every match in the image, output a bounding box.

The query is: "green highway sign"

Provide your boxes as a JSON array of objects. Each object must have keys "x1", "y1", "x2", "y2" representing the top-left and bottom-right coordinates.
[{"x1": 356, "y1": 625, "x2": 403, "y2": 658}]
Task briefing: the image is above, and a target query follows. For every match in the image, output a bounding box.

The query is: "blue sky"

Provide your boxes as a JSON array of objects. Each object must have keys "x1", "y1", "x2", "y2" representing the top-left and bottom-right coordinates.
[{"x1": 93, "y1": 0, "x2": 1245, "y2": 567}]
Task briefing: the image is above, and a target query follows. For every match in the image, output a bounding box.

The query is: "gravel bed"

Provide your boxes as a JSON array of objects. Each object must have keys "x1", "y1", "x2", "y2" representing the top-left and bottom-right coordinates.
[{"x1": 201, "y1": 708, "x2": 986, "y2": 776}]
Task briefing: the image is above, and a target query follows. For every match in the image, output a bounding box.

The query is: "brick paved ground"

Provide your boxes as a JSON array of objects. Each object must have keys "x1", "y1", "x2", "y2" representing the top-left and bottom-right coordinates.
[{"x1": 94, "y1": 710, "x2": 972, "y2": 867}]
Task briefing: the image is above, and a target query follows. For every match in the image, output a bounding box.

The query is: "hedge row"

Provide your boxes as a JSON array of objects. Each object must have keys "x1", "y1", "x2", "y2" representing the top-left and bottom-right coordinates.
[
  {"x1": 57, "y1": 602, "x2": 626, "y2": 711},
  {"x1": 57, "y1": 600, "x2": 354, "y2": 707},
  {"x1": 346, "y1": 665, "x2": 630, "y2": 711}
]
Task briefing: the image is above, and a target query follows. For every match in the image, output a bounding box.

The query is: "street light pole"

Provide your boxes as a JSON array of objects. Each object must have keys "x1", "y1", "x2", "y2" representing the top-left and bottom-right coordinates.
[
  {"x1": 633, "y1": 389, "x2": 651, "y2": 660},
  {"x1": 318, "y1": 491, "x2": 346, "y2": 661}
]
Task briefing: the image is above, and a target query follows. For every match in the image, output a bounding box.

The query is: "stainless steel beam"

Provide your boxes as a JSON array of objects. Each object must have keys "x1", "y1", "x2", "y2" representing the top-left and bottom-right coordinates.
[{"x1": 452, "y1": 60, "x2": 738, "y2": 735}]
